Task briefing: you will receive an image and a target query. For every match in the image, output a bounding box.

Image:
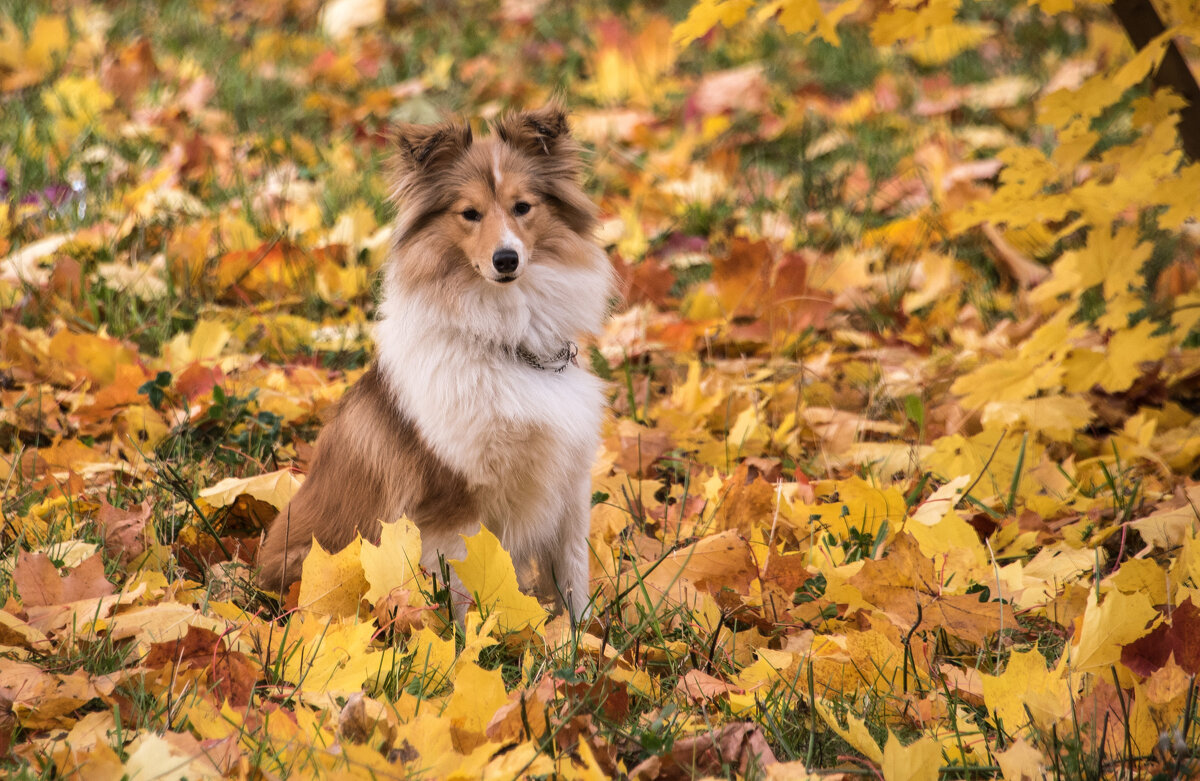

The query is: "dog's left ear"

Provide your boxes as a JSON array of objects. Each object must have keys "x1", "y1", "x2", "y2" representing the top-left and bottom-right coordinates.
[{"x1": 494, "y1": 103, "x2": 571, "y2": 156}]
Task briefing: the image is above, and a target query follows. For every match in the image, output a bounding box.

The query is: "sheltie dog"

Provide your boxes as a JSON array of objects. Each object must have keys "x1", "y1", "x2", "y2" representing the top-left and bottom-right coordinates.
[{"x1": 257, "y1": 104, "x2": 614, "y2": 621}]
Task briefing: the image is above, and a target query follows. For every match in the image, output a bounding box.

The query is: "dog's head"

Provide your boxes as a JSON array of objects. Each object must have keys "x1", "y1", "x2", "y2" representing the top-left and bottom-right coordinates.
[{"x1": 389, "y1": 103, "x2": 597, "y2": 287}]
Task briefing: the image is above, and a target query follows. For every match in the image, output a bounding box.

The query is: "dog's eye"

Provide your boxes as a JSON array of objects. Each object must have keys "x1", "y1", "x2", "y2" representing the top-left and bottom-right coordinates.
[
  {"x1": 461, "y1": 208, "x2": 482, "y2": 222},
  {"x1": 513, "y1": 201, "x2": 531, "y2": 216}
]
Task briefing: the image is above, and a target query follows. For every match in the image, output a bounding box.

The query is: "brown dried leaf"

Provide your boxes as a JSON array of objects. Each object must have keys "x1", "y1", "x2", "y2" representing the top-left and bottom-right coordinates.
[
  {"x1": 94, "y1": 501, "x2": 151, "y2": 566},
  {"x1": 13, "y1": 552, "x2": 114, "y2": 608},
  {"x1": 485, "y1": 674, "x2": 557, "y2": 743},
  {"x1": 144, "y1": 625, "x2": 258, "y2": 707},
  {"x1": 630, "y1": 721, "x2": 777, "y2": 780},
  {"x1": 643, "y1": 529, "x2": 759, "y2": 599},
  {"x1": 713, "y1": 462, "x2": 778, "y2": 536},
  {"x1": 615, "y1": 422, "x2": 674, "y2": 478},
  {"x1": 849, "y1": 533, "x2": 1015, "y2": 646},
  {"x1": 99, "y1": 38, "x2": 158, "y2": 108},
  {"x1": 713, "y1": 238, "x2": 773, "y2": 320},
  {"x1": 675, "y1": 669, "x2": 742, "y2": 703}
]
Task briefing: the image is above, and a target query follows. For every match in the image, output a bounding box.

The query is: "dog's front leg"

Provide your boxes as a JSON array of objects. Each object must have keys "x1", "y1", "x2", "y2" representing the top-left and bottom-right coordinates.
[
  {"x1": 418, "y1": 526, "x2": 475, "y2": 626},
  {"x1": 544, "y1": 485, "x2": 592, "y2": 623}
]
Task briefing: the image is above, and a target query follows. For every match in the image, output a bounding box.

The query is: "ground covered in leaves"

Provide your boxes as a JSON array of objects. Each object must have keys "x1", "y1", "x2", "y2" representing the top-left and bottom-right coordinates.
[{"x1": 2, "y1": 0, "x2": 1200, "y2": 778}]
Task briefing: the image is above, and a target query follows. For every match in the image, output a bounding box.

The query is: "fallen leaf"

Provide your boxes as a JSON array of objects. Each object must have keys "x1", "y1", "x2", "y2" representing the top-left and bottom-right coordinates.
[
  {"x1": 676, "y1": 669, "x2": 743, "y2": 703},
  {"x1": 1120, "y1": 600, "x2": 1200, "y2": 676},
  {"x1": 630, "y1": 721, "x2": 777, "y2": 779},
  {"x1": 93, "y1": 501, "x2": 151, "y2": 566},
  {"x1": 122, "y1": 731, "x2": 223, "y2": 781},
  {"x1": 981, "y1": 648, "x2": 1071, "y2": 731},
  {"x1": 995, "y1": 737, "x2": 1047, "y2": 781},
  {"x1": 1071, "y1": 589, "x2": 1158, "y2": 674},
  {"x1": 144, "y1": 625, "x2": 258, "y2": 706},
  {"x1": 881, "y1": 732, "x2": 943, "y2": 781},
  {"x1": 643, "y1": 529, "x2": 759, "y2": 600},
  {"x1": 198, "y1": 469, "x2": 304, "y2": 510},
  {"x1": 360, "y1": 516, "x2": 425, "y2": 605},
  {"x1": 849, "y1": 534, "x2": 1016, "y2": 645},
  {"x1": 451, "y1": 526, "x2": 547, "y2": 635},
  {"x1": 297, "y1": 537, "x2": 368, "y2": 618},
  {"x1": 814, "y1": 698, "x2": 883, "y2": 765},
  {"x1": 13, "y1": 552, "x2": 114, "y2": 607}
]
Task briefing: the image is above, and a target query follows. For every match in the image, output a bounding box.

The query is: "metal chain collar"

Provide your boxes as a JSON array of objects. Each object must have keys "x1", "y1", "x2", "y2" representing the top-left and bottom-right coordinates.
[{"x1": 514, "y1": 341, "x2": 578, "y2": 372}]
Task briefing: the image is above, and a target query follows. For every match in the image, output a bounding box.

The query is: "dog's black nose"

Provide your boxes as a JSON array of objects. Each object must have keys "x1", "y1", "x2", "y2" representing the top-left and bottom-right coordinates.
[{"x1": 492, "y1": 248, "x2": 519, "y2": 274}]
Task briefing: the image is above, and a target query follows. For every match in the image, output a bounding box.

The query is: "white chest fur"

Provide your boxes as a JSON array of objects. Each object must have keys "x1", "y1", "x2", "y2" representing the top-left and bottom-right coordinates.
[{"x1": 375, "y1": 259, "x2": 609, "y2": 552}]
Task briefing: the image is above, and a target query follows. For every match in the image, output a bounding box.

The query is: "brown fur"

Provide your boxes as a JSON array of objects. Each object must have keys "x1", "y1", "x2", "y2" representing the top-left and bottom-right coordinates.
[{"x1": 256, "y1": 366, "x2": 478, "y2": 592}]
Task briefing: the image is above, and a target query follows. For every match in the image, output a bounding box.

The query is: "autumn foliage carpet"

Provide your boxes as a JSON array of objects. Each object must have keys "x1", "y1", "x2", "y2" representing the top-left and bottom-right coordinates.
[{"x1": 2, "y1": 0, "x2": 1200, "y2": 778}]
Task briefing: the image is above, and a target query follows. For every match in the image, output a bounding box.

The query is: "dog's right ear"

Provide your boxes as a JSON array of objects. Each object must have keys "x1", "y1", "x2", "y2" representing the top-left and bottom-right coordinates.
[{"x1": 392, "y1": 121, "x2": 473, "y2": 174}]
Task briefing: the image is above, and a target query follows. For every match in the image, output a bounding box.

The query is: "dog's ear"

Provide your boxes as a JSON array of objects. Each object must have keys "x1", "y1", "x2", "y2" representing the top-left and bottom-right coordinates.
[
  {"x1": 493, "y1": 103, "x2": 572, "y2": 156},
  {"x1": 392, "y1": 121, "x2": 473, "y2": 173}
]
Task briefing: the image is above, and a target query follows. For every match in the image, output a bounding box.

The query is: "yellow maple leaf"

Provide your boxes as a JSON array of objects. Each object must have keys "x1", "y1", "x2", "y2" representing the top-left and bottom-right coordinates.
[
  {"x1": 457, "y1": 612, "x2": 500, "y2": 671},
  {"x1": 907, "y1": 22, "x2": 994, "y2": 66},
  {"x1": 815, "y1": 698, "x2": 882, "y2": 764},
  {"x1": 298, "y1": 537, "x2": 368, "y2": 618},
  {"x1": 442, "y1": 661, "x2": 509, "y2": 752},
  {"x1": 407, "y1": 625, "x2": 457, "y2": 689},
  {"x1": 789, "y1": 477, "x2": 905, "y2": 549},
  {"x1": 0, "y1": 15, "x2": 69, "y2": 91},
  {"x1": 281, "y1": 614, "x2": 382, "y2": 696},
  {"x1": 123, "y1": 733, "x2": 222, "y2": 780},
  {"x1": 483, "y1": 741, "x2": 556, "y2": 779},
  {"x1": 1039, "y1": 34, "x2": 1169, "y2": 130},
  {"x1": 198, "y1": 468, "x2": 304, "y2": 510},
  {"x1": 672, "y1": 0, "x2": 755, "y2": 45},
  {"x1": 1095, "y1": 289, "x2": 1143, "y2": 332},
  {"x1": 361, "y1": 516, "x2": 426, "y2": 605},
  {"x1": 905, "y1": 509, "x2": 987, "y2": 573},
  {"x1": 42, "y1": 75, "x2": 114, "y2": 144},
  {"x1": 160, "y1": 318, "x2": 233, "y2": 369},
  {"x1": 881, "y1": 732, "x2": 943, "y2": 781},
  {"x1": 777, "y1": 0, "x2": 840, "y2": 44},
  {"x1": 980, "y1": 395, "x2": 1095, "y2": 441},
  {"x1": 923, "y1": 427, "x2": 1044, "y2": 503},
  {"x1": 996, "y1": 737, "x2": 1048, "y2": 781},
  {"x1": 950, "y1": 309, "x2": 1080, "y2": 408},
  {"x1": 450, "y1": 526, "x2": 547, "y2": 635},
  {"x1": 1062, "y1": 320, "x2": 1171, "y2": 394},
  {"x1": 25, "y1": 16, "x2": 70, "y2": 74},
  {"x1": 1132, "y1": 89, "x2": 1188, "y2": 128},
  {"x1": 1130, "y1": 485, "x2": 1200, "y2": 551},
  {"x1": 1157, "y1": 163, "x2": 1200, "y2": 230},
  {"x1": 1032, "y1": 224, "x2": 1151, "y2": 305},
  {"x1": 46, "y1": 329, "x2": 138, "y2": 386},
  {"x1": 871, "y1": 0, "x2": 957, "y2": 46},
  {"x1": 181, "y1": 698, "x2": 242, "y2": 742},
  {"x1": 1112, "y1": 30, "x2": 1173, "y2": 94},
  {"x1": 393, "y1": 714, "x2": 497, "y2": 779},
  {"x1": 1110, "y1": 558, "x2": 1169, "y2": 605},
  {"x1": 669, "y1": 360, "x2": 723, "y2": 417},
  {"x1": 981, "y1": 649, "x2": 1071, "y2": 731},
  {"x1": 1051, "y1": 120, "x2": 1099, "y2": 170},
  {"x1": 1071, "y1": 589, "x2": 1158, "y2": 674}
]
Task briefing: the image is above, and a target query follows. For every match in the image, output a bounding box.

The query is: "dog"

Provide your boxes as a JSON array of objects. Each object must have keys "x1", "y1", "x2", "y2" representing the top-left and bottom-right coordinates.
[{"x1": 256, "y1": 104, "x2": 614, "y2": 622}]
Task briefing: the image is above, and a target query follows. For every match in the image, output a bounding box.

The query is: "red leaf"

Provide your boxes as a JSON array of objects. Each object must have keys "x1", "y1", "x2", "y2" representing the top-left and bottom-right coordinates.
[
  {"x1": 1121, "y1": 601, "x2": 1200, "y2": 676},
  {"x1": 145, "y1": 626, "x2": 258, "y2": 706}
]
